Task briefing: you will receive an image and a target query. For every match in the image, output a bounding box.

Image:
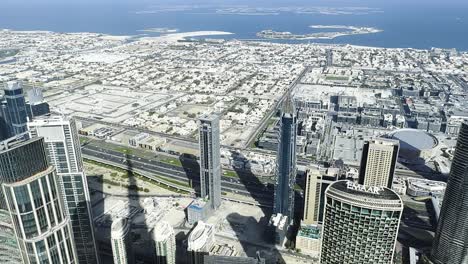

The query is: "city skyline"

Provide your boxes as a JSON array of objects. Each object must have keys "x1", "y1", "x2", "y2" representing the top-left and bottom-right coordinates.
[{"x1": 0, "y1": 1, "x2": 467, "y2": 263}]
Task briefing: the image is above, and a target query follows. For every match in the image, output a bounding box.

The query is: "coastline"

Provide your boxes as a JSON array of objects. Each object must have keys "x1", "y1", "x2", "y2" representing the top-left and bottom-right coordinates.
[{"x1": 144, "y1": 31, "x2": 234, "y2": 42}]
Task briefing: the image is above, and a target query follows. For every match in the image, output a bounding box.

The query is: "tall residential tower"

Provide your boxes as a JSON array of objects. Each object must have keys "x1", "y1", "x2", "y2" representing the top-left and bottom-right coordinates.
[
  {"x1": 320, "y1": 181, "x2": 403, "y2": 264},
  {"x1": 274, "y1": 95, "x2": 297, "y2": 221},
  {"x1": 0, "y1": 136, "x2": 78, "y2": 264},
  {"x1": 431, "y1": 122, "x2": 468, "y2": 263},
  {"x1": 198, "y1": 114, "x2": 222, "y2": 210},
  {"x1": 28, "y1": 116, "x2": 99, "y2": 264},
  {"x1": 111, "y1": 218, "x2": 133, "y2": 264},
  {"x1": 358, "y1": 139, "x2": 399, "y2": 188},
  {"x1": 152, "y1": 221, "x2": 176, "y2": 264}
]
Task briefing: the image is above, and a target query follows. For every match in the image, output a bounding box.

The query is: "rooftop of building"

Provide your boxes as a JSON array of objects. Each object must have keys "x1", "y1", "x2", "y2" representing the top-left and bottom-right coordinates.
[
  {"x1": 188, "y1": 199, "x2": 208, "y2": 211},
  {"x1": 199, "y1": 112, "x2": 220, "y2": 123},
  {"x1": 407, "y1": 178, "x2": 446, "y2": 192},
  {"x1": 152, "y1": 221, "x2": 174, "y2": 242},
  {"x1": 297, "y1": 225, "x2": 321, "y2": 239},
  {"x1": 188, "y1": 221, "x2": 214, "y2": 251},
  {"x1": 111, "y1": 218, "x2": 130, "y2": 239},
  {"x1": 328, "y1": 181, "x2": 403, "y2": 206},
  {"x1": 388, "y1": 129, "x2": 438, "y2": 151},
  {"x1": 28, "y1": 115, "x2": 71, "y2": 125},
  {"x1": 3, "y1": 81, "x2": 21, "y2": 91},
  {"x1": 0, "y1": 134, "x2": 40, "y2": 153}
]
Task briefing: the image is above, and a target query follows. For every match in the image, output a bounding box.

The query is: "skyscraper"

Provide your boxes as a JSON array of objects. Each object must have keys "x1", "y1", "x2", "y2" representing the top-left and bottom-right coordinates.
[
  {"x1": 0, "y1": 134, "x2": 46, "y2": 209},
  {"x1": 302, "y1": 167, "x2": 322, "y2": 225},
  {"x1": 111, "y1": 218, "x2": 133, "y2": 264},
  {"x1": 1, "y1": 136, "x2": 78, "y2": 264},
  {"x1": 320, "y1": 181, "x2": 403, "y2": 264},
  {"x1": 28, "y1": 116, "x2": 99, "y2": 264},
  {"x1": 274, "y1": 95, "x2": 297, "y2": 221},
  {"x1": 358, "y1": 139, "x2": 399, "y2": 188},
  {"x1": 198, "y1": 114, "x2": 222, "y2": 210},
  {"x1": 152, "y1": 221, "x2": 176, "y2": 264},
  {"x1": 2, "y1": 81, "x2": 28, "y2": 137},
  {"x1": 431, "y1": 122, "x2": 468, "y2": 264}
]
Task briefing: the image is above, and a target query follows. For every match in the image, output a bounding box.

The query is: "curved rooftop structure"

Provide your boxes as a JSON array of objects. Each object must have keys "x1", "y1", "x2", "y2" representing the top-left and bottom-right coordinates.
[
  {"x1": 111, "y1": 218, "x2": 130, "y2": 239},
  {"x1": 326, "y1": 180, "x2": 403, "y2": 211},
  {"x1": 188, "y1": 221, "x2": 214, "y2": 252},
  {"x1": 389, "y1": 129, "x2": 437, "y2": 150},
  {"x1": 388, "y1": 129, "x2": 438, "y2": 163}
]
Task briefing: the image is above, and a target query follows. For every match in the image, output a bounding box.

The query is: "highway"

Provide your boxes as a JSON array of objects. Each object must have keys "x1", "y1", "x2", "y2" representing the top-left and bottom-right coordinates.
[
  {"x1": 82, "y1": 144, "x2": 275, "y2": 205},
  {"x1": 244, "y1": 66, "x2": 312, "y2": 148}
]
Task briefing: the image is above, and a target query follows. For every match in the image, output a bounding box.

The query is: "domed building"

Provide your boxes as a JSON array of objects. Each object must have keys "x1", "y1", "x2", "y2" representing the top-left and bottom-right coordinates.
[{"x1": 388, "y1": 129, "x2": 438, "y2": 164}]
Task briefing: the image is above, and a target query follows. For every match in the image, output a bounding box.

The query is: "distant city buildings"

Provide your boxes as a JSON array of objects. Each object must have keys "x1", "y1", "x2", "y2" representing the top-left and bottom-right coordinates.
[
  {"x1": 274, "y1": 95, "x2": 297, "y2": 221},
  {"x1": 28, "y1": 116, "x2": 99, "y2": 264},
  {"x1": 152, "y1": 221, "x2": 176, "y2": 264},
  {"x1": 187, "y1": 221, "x2": 215, "y2": 264},
  {"x1": 431, "y1": 122, "x2": 468, "y2": 264},
  {"x1": 111, "y1": 218, "x2": 133, "y2": 264},
  {"x1": 0, "y1": 81, "x2": 28, "y2": 139},
  {"x1": 320, "y1": 181, "x2": 403, "y2": 264},
  {"x1": 1, "y1": 136, "x2": 78, "y2": 263},
  {"x1": 198, "y1": 114, "x2": 222, "y2": 210},
  {"x1": 358, "y1": 139, "x2": 399, "y2": 188}
]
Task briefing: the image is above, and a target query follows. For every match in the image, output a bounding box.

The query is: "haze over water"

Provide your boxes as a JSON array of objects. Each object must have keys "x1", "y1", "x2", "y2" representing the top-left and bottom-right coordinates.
[{"x1": 1, "y1": 2, "x2": 468, "y2": 50}]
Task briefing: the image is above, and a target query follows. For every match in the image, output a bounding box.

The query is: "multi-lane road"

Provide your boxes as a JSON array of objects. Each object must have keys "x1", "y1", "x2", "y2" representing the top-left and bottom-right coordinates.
[{"x1": 82, "y1": 143, "x2": 274, "y2": 206}]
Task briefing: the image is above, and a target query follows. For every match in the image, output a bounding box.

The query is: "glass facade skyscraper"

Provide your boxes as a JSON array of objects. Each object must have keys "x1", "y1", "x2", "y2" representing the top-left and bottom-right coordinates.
[
  {"x1": 198, "y1": 114, "x2": 222, "y2": 210},
  {"x1": 2, "y1": 81, "x2": 28, "y2": 137},
  {"x1": 28, "y1": 116, "x2": 99, "y2": 264},
  {"x1": 0, "y1": 136, "x2": 77, "y2": 264},
  {"x1": 0, "y1": 135, "x2": 47, "y2": 209},
  {"x1": 274, "y1": 95, "x2": 297, "y2": 221},
  {"x1": 431, "y1": 122, "x2": 468, "y2": 264}
]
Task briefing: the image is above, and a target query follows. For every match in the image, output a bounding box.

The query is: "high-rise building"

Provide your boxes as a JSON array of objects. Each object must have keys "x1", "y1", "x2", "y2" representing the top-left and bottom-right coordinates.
[
  {"x1": 152, "y1": 221, "x2": 176, "y2": 264},
  {"x1": 28, "y1": 116, "x2": 99, "y2": 264},
  {"x1": 0, "y1": 209, "x2": 22, "y2": 264},
  {"x1": 302, "y1": 167, "x2": 322, "y2": 225},
  {"x1": 320, "y1": 181, "x2": 403, "y2": 264},
  {"x1": 111, "y1": 218, "x2": 133, "y2": 264},
  {"x1": 431, "y1": 122, "x2": 468, "y2": 264},
  {"x1": 274, "y1": 95, "x2": 297, "y2": 221},
  {"x1": 198, "y1": 114, "x2": 222, "y2": 210},
  {"x1": 26, "y1": 87, "x2": 50, "y2": 119},
  {"x1": 1, "y1": 136, "x2": 78, "y2": 264},
  {"x1": 358, "y1": 139, "x2": 399, "y2": 188},
  {"x1": 326, "y1": 49, "x2": 333, "y2": 67},
  {"x1": 188, "y1": 221, "x2": 215, "y2": 264},
  {"x1": 0, "y1": 134, "x2": 46, "y2": 209},
  {"x1": 1, "y1": 81, "x2": 28, "y2": 137}
]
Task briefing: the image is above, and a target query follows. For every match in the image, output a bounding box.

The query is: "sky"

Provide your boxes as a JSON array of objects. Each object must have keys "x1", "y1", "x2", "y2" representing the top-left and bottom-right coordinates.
[{"x1": 3, "y1": 0, "x2": 468, "y2": 7}]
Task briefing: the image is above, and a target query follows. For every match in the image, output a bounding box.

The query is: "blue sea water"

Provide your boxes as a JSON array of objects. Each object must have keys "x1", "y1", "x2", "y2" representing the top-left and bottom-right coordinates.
[{"x1": 1, "y1": 3, "x2": 468, "y2": 51}]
